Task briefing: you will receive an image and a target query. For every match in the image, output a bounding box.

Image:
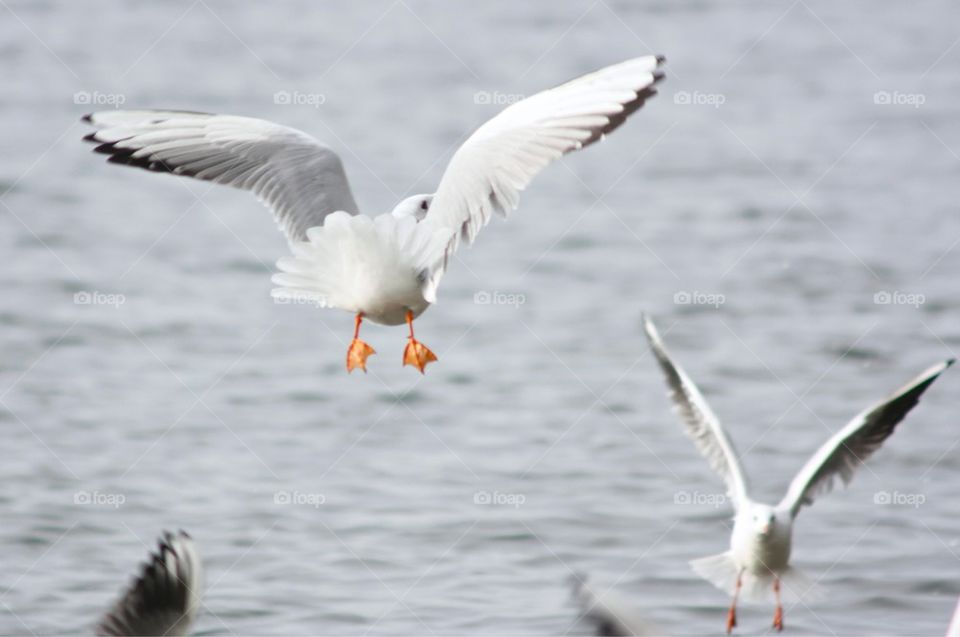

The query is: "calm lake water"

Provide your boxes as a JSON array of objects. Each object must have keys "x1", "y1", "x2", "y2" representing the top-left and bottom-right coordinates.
[{"x1": 1, "y1": 1, "x2": 959, "y2": 635}]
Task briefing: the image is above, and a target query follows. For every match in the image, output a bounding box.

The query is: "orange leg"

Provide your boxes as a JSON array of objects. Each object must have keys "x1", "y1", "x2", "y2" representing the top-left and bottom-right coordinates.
[
  {"x1": 402, "y1": 310, "x2": 437, "y2": 373},
  {"x1": 726, "y1": 570, "x2": 742, "y2": 634},
  {"x1": 346, "y1": 313, "x2": 376, "y2": 373},
  {"x1": 772, "y1": 577, "x2": 784, "y2": 632}
]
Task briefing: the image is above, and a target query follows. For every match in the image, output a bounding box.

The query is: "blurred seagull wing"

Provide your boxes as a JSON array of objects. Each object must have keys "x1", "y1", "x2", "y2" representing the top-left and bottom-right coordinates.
[{"x1": 97, "y1": 530, "x2": 203, "y2": 637}]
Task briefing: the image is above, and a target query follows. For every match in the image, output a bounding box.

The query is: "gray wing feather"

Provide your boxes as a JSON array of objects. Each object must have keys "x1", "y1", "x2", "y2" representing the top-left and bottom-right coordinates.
[
  {"x1": 82, "y1": 110, "x2": 359, "y2": 245},
  {"x1": 643, "y1": 316, "x2": 749, "y2": 508},
  {"x1": 97, "y1": 530, "x2": 203, "y2": 637},
  {"x1": 779, "y1": 359, "x2": 954, "y2": 517}
]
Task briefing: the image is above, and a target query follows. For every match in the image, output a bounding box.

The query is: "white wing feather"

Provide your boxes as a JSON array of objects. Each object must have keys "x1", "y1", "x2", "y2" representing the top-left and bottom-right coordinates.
[
  {"x1": 82, "y1": 110, "x2": 359, "y2": 245},
  {"x1": 643, "y1": 316, "x2": 749, "y2": 509},
  {"x1": 778, "y1": 359, "x2": 953, "y2": 518},
  {"x1": 420, "y1": 56, "x2": 665, "y2": 301}
]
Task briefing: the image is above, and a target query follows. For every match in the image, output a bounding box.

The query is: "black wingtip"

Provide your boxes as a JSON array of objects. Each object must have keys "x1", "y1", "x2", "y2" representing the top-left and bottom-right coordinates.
[
  {"x1": 652, "y1": 70, "x2": 666, "y2": 83},
  {"x1": 946, "y1": 358, "x2": 956, "y2": 368},
  {"x1": 82, "y1": 132, "x2": 99, "y2": 143},
  {"x1": 656, "y1": 54, "x2": 666, "y2": 64},
  {"x1": 81, "y1": 113, "x2": 93, "y2": 124}
]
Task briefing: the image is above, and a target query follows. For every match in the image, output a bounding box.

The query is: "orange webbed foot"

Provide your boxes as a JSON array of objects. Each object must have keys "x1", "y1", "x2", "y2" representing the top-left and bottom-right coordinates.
[
  {"x1": 773, "y1": 606, "x2": 783, "y2": 632},
  {"x1": 726, "y1": 607, "x2": 737, "y2": 634},
  {"x1": 346, "y1": 338, "x2": 376, "y2": 373},
  {"x1": 403, "y1": 339, "x2": 437, "y2": 373}
]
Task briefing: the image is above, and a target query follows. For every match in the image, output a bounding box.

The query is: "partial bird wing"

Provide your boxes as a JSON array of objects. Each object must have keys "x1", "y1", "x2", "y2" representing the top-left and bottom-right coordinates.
[
  {"x1": 778, "y1": 359, "x2": 954, "y2": 518},
  {"x1": 82, "y1": 110, "x2": 359, "y2": 245},
  {"x1": 947, "y1": 596, "x2": 960, "y2": 637},
  {"x1": 97, "y1": 530, "x2": 203, "y2": 637},
  {"x1": 420, "y1": 56, "x2": 664, "y2": 301},
  {"x1": 643, "y1": 316, "x2": 750, "y2": 509},
  {"x1": 570, "y1": 575, "x2": 654, "y2": 637}
]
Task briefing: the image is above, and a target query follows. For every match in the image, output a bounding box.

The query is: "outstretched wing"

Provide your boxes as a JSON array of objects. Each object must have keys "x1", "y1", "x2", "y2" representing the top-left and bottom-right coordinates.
[
  {"x1": 643, "y1": 316, "x2": 750, "y2": 509},
  {"x1": 778, "y1": 359, "x2": 953, "y2": 518},
  {"x1": 97, "y1": 530, "x2": 203, "y2": 637},
  {"x1": 82, "y1": 110, "x2": 359, "y2": 245},
  {"x1": 420, "y1": 56, "x2": 664, "y2": 301}
]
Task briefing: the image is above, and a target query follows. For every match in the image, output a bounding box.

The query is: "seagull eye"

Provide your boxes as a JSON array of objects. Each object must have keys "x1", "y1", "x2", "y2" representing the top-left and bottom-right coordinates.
[{"x1": 420, "y1": 200, "x2": 428, "y2": 210}]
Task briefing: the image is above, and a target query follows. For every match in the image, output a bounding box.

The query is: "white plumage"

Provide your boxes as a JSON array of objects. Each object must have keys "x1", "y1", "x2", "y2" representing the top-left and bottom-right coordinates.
[
  {"x1": 83, "y1": 56, "x2": 664, "y2": 371},
  {"x1": 643, "y1": 315, "x2": 952, "y2": 632}
]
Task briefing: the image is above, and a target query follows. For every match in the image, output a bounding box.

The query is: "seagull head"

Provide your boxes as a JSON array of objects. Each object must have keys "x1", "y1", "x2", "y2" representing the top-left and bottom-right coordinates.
[
  {"x1": 391, "y1": 194, "x2": 434, "y2": 221},
  {"x1": 749, "y1": 504, "x2": 777, "y2": 538}
]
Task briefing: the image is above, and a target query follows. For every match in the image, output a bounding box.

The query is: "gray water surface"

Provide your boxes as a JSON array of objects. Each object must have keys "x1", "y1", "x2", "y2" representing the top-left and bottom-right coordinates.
[{"x1": 1, "y1": 1, "x2": 959, "y2": 635}]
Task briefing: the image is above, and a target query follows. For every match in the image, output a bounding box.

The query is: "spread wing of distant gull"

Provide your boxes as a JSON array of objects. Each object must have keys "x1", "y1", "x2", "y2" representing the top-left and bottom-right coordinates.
[
  {"x1": 643, "y1": 316, "x2": 749, "y2": 509},
  {"x1": 82, "y1": 55, "x2": 665, "y2": 374},
  {"x1": 97, "y1": 530, "x2": 203, "y2": 637},
  {"x1": 643, "y1": 314, "x2": 953, "y2": 634},
  {"x1": 777, "y1": 359, "x2": 954, "y2": 517}
]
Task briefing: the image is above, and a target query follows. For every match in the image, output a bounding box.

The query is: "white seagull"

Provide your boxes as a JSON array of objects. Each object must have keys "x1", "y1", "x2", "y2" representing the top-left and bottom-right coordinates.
[
  {"x1": 82, "y1": 56, "x2": 664, "y2": 373},
  {"x1": 97, "y1": 530, "x2": 203, "y2": 637},
  {"x1": 642, "y1": 316, "x2": 952, "y2": 633}
]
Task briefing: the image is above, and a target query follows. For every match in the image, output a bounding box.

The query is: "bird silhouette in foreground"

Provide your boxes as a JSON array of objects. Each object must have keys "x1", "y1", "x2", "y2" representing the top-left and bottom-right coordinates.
[
  {"x1": 570, "y1": 574, "x2": 658, "y2": 636},
  {"x1": 82, "y1": 56, "x2": 664, "y2": 374},
  {"x1": 97, "y1": 530, "x2": 202, "y2": 637},
  {"x1": 643, "y1": 315, "x2": 952, "y2": 633}
]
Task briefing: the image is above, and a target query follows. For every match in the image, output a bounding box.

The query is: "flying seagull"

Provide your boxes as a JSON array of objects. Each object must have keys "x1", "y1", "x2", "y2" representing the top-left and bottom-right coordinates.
[
  {"x1": 82, "y1": 56, "x2": 665, "y2": 373},
  {"x1": 97, "y1": 530, "x2": 203, "y2": 637},
  {"x1": 642, "y1": 316, "x2": 952, "y2": 633}
]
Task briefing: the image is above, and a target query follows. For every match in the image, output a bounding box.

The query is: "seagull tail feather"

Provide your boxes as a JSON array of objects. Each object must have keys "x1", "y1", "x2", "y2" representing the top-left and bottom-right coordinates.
[{"x1": 691, "y1": 553, "x2": 822, "y2": 603}]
